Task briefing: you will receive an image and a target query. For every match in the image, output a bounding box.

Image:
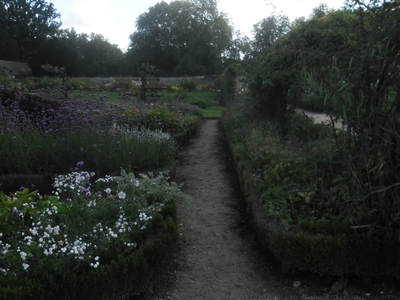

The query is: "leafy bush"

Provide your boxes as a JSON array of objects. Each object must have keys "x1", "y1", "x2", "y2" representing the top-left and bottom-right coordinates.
[
  {"x1": 181, "y1": 79, "x2": 197, "y2": 92},
  {"x1": 66, "y1": 78, "x2": 100, "y2": 91},
  {"x1": 186, "y1": 91, "x2": 219, "y2": 109},
  {"x1": 0, "y1": 68, "x2": 13, "y2": 86},
  {"x1": 217, "y1": 65, "x2": 239, "y2": 106}
]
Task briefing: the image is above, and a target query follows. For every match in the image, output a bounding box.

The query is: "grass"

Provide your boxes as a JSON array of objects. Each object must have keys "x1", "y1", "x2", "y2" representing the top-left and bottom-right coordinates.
[{"x1": 202, "y1": 106, "x2": 223, "y2": 119}]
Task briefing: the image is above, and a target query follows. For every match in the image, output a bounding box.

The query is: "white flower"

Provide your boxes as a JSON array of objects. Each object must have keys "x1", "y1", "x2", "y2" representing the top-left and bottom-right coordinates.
[
  {"x1": 22, "y1": 263, "x2": 30, "y2": 270},
  {"x1": 94, "y1": 256, "x2": 99, "y2": 261},
  {"x1": 118, "y1": 191, "x2": 126, "y2": 200},
  {"x1": 105, "y1": 188, "x2": 112, "y2": 194},
  {"x1": 20, "y1": 251, "x2": 27, "y2": 260}
]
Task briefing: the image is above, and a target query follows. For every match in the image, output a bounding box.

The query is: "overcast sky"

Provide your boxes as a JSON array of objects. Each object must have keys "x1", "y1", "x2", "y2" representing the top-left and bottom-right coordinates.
[{"x1": 49, "y1": 0, "x2": 347, "y2": 52}]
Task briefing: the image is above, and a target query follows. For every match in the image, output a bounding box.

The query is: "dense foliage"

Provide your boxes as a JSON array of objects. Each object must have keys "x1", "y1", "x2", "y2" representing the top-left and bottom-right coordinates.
[
  {"x1": 30, "y1": 31, "x2": 124, "y2": 77},
  {"x1": 221, "y1": 0, "x2": 400, "y2": 278},
  {"x1": 0, "y1": 0, "x2": 254, "y2": 77},
  {"x1": 125, "y1": 0, "x2": 233, "y2": 75},
  {"x1": 0, "y1": 0, "x2": 61, "y2": 61}
]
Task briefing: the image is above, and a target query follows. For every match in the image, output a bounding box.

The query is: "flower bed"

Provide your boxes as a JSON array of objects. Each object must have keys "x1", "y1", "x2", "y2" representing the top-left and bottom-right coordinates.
[
  {"x1": 0, "y1": 169, "x2": 187, "y2": 299},
  {"x1": 0, "y1": 87, "x2": 202, "y2": 181},
  {"x1": 0, "y1": 85, "x2": 198, "y2": 298}
]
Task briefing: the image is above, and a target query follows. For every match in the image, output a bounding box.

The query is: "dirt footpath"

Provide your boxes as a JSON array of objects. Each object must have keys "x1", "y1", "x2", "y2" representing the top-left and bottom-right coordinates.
[{"x1": 140, "y1": 119, "x2": 400, "y2": 300}]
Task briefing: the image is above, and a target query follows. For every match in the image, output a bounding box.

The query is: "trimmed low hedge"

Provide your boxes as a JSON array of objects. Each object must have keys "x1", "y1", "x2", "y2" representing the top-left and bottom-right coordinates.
[
  {"x1": 267, "y1": 226, "x2": 400, "y2": 278},
  {"x1": 0, "y1": 202, "x2": 178, "y2": 300}
]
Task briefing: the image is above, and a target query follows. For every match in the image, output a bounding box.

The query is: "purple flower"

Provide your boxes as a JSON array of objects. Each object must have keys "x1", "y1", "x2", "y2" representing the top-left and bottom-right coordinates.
[
  {"x1": 12, "y1": 208, "x2": 19, "y2": 216},
  {"x1": 81, "y1": 188, "x2": 89, "y2": 194},
  {"x1": 116, "y1": 88, "x2": 122, "y2": 93},
  {"x1": 12, "y1": 136, "x2": 16, "y2": 140},
  {"x1": 77, "y1": 161, "x2": 84, "y2": 167}
]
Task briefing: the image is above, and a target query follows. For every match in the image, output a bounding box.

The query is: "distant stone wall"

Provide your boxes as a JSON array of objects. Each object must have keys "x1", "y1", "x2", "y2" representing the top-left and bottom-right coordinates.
[{"x1": 0, "y1": 60, "x2": 32, "y2": 77}]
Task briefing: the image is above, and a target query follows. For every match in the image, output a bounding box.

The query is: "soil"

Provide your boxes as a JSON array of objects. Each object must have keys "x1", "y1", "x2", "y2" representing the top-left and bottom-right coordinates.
[{"x1": 136, "y1": 119, "x2": 400, "y2": 300}]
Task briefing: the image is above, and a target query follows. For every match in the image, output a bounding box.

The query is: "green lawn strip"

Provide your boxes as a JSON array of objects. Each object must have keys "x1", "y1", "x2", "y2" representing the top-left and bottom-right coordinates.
[{"x1": 202, "y1": 106, "x2": 223, "y2": 119}]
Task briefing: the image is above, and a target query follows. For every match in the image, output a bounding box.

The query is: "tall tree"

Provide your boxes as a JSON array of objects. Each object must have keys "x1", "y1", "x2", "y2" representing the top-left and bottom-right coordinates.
[
  {"x1": 0, "y1": 0, "x2": 61, "y2": 61},
  {"x1": 223, "y1": 30, "x2": 251, "y2": 67},
  {"x1": 80, "y1": 33, "x2": 124, "y2": 76},
  {"x1": 126, "y1": 0, "x2": 232, "y2": 75},
  {"x1": 251, "y1": 15, "x2": 290, "y2": 61}
]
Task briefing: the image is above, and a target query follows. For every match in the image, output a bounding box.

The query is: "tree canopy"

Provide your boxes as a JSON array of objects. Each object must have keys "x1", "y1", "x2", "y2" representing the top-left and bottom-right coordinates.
[
  {"x1": 0, "y1": 0, "x2": 61, "y2": 61},
  {"x1": 126, "y1": 0, "x2": 233, "y2": 76},
  {"x1": 30, "y1": 29, "x2": 124, "y2": 77}
]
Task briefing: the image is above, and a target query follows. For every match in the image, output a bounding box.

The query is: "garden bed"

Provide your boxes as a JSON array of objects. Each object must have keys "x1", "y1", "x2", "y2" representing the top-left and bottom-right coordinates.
[
  {"x1": 221, "y1": 101, "x2": 400, "y2": 280},
  {"x1": 0, "y1": 85, "x2": 199, "y2": 299}
]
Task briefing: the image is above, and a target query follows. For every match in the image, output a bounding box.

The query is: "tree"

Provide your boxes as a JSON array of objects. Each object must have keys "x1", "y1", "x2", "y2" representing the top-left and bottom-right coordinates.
[
  {"x1": 0, "y1": 0, "x2": 61, "y2": 61},
  {"x1": 80, "y1": 33, "x2": 124, "y2": 76},
  {"x1": 223, "y1": 30, "x2": 251, "y2": 67},
  {"x1": 30, "y1": 29, "x2": 124, "y2": 77},
  {"x1": 250, "y1": 15, "x2": 290, "y2": 62},
  {"x1": 30, "y1": 37, "x2": 81, "y2": 76},
  {"x1": 309, "y1": 3, "x2": 333, "y2": 19},
  {"x1": 126, "y1": 0, "x2": 232, "y2": 75}
]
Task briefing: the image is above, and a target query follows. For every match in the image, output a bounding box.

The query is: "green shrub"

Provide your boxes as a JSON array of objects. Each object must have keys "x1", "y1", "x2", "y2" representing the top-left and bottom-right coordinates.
[
  {"x1": 181, "y1": 78, "x2": 197, "y2": 92},
  {"x1": 267, "y1": 226, "x2": 400, "y2": 278},
  {"x1": 217, "y1": 64, "x2": 239, "y2": 106},
  {"x1": 0, "y1": 68, "x2": 14, "y2": 86}
]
